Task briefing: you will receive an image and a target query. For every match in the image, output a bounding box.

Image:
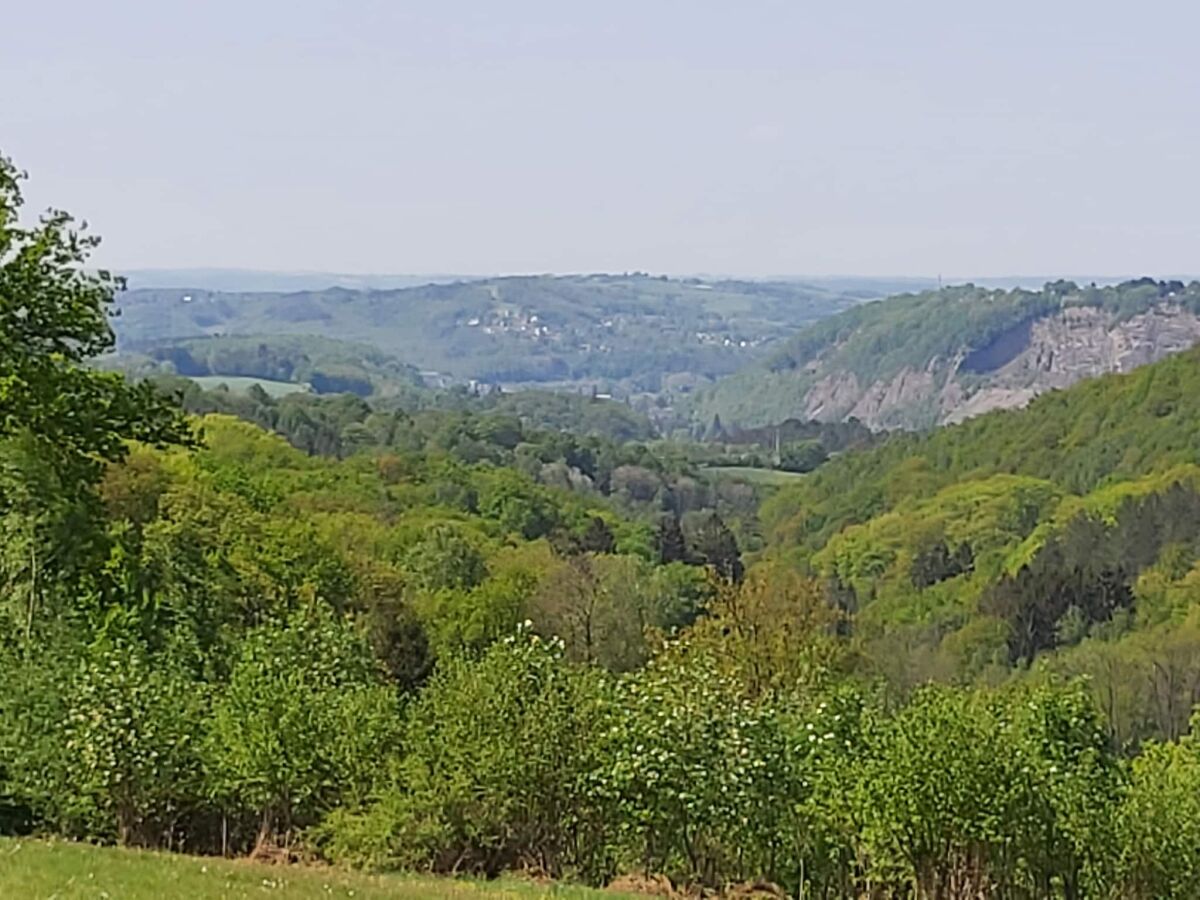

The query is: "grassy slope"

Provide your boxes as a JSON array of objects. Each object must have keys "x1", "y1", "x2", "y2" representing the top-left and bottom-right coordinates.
[
  {"x1": 701, "y1": 466, "x2": 809, "y2": 486},
  {"x1": 189, "y1": 375, "x2": 310, "y2": 397},
  {"x1": 0, "y1": 839, "x2": 629, "y2": 900}
]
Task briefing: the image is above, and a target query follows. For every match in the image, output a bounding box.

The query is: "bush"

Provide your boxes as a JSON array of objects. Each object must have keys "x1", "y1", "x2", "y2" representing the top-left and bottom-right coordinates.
[
  {"x1": 855, "y1": 682, "x2": 1119, "y2": 897},
  {"x1": 202, "y1": 609, "x2": 400, "y2": 852},
  {"x1": 317, "y1": 626, "x2": 610, "y2": 879},
  {"x1": 1118, "y1": 731, "x2": 1200, "y2": 898},
  {"x1": 594, "y1": 645, "x2": 866, "y2": 894},
  {"x1": 0, "y1": 635, "x2": 204, "y2": 847}
]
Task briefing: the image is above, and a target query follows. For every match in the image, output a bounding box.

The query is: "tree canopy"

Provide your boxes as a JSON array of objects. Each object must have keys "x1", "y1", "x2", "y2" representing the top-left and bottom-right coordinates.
[{"x1": 0, "y1": 154, "x2": 190, "y2": 497}]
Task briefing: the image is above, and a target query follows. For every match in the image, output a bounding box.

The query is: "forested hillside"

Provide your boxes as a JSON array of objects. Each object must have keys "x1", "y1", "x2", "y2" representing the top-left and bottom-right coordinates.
[
  {"x1": 761, "y1": 343, "x2": 1200, "y2": 740},
  {"x1": 698, "y1": 278, "x2": 1200, "y2": 429},
  {"x1": 12, "y1": 155, "x2": 1200, "y2": 899},
  {"x1": 110, "y1": 275, "x2": 885, "y2": 398}
]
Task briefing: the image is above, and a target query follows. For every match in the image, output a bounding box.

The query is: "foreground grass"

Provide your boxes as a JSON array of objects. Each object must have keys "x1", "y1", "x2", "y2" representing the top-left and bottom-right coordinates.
[{"x1": 0, "y1": 838, "x2": 629, "y2": 899}]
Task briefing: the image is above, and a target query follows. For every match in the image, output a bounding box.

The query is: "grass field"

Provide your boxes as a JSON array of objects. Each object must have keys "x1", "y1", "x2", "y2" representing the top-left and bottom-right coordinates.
[
  {"x1": 0, "y1": 838, "x2": 631, "y2": 899},
  {"x1": 700, "y1": 465, "x2": 809, "y2": 486},
  {"x1": 190, "y1": 375, "x2": 310, "y2": 397}
]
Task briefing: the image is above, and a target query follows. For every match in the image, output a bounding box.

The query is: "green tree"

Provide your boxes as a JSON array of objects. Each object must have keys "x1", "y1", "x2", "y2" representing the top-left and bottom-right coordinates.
[
  {"x1": 0, "y1": 154, "x2": 191, "y2": 639},
  {"x1": 683, "y1": 510, "x2": 743, "y2": 583},
  {"x1": 856, "y1": 686, "x2": 1013, "y2": 895},
  {"x1": 202, "y1": 610, "x2": 399, "y2": 852},
  {"x1": 654, "y1": 515, "x2": 688, "y2": 565},
  {"x1": 319, "y1": 627, "x2": 609, "y2": 878},
  {"x1": 0, "y1": 153, "x2": 190, "y2": 498},
  {"x1": 1118, "y1": 726, "x2": 1200, "y2": 898}
]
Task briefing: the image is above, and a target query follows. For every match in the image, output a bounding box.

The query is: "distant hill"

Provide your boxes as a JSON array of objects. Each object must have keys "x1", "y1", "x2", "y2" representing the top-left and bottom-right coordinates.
[
  {"x1": 111, "y1": 273, "x2": 900, "y2": 395},
  {"x1": 99, "y1": 333, "x2": 663, "y2": 443},
  {"x1": 98, "y1": 334, "x2": 427, "y2": 401},
  {"x1": 696, "y1": 278, "x2": 1200, "y2": 430}
]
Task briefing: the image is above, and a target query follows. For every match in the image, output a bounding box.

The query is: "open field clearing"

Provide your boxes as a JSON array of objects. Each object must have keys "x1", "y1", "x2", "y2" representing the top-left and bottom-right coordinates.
[
  {"x1": 189, "y1": 375, "x2": 310, "y2": 397},
  {"x1": 0, "y1": 839, "x2": 631, "y2": 900}
]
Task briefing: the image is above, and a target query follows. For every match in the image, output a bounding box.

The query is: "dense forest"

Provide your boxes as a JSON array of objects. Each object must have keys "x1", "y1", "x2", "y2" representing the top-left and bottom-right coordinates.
[
  {"x1": 101, "y1": 334, "x2": 430, "y2": 401},
  {"x1": 10, "y1": 155, "x2": 1200, "y2": 899},
  {"x1": 755, "y1": 344, "x2": 1200, "y2": 744}
]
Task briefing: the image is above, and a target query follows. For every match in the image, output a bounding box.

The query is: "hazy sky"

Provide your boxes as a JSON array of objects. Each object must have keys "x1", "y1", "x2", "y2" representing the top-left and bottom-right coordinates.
[{"x1": 4, "y1": 1, "x2": 1197, "y2": 277}]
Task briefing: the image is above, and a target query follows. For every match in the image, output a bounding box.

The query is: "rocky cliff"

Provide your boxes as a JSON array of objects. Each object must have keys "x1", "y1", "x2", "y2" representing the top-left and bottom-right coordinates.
[
  {"x1": 697, "y1": 280, "x2": 1200, "y2": 431},
  {"x1": 939, "y1": 306, "x2": 1200, "y2": 425}
]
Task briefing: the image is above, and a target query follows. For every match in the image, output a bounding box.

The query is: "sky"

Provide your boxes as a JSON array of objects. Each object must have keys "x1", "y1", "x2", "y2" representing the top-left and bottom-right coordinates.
[{"x1": 3, "y1": 0, "x2": 1198, "y2": 278}]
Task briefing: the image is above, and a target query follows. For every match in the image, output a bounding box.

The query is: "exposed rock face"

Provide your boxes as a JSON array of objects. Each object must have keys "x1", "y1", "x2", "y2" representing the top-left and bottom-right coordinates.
[
  {"x1": 848, "y1": 367, "x2": 936, "y2": 428},
  {"x1": 804, "y1": 372, "x2": 861, "y2": 421},
  {"x1": 803, "y1": 306, "x2": 1200, "y2": 430}
]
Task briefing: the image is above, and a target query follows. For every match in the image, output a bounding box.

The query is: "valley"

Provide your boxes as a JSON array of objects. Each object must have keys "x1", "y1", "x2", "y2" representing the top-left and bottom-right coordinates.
[
  {"x1": 7, "y1": 152, "x2": 1200, "y2": 899},
  {"x1": 110, "y1": 274, "x2": 894, "y2": 406},
  {"x1": 10, "y1": 1, "x2": 1200, "y2": 895}
]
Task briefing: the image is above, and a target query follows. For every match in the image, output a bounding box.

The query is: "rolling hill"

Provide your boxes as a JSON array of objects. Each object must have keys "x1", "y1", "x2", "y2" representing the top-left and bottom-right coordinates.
[{"x1": 110, "y1": 274, "x2": 896, "y2": 395}]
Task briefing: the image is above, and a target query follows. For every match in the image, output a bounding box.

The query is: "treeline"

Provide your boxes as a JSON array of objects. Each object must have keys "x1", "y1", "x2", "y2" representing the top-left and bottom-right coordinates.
[
  {"x1": 314, "y1": 639, "x2": 1200, "y2": 899},
  {"x1": 159, "y1": 377, "x2": 659, "y2": 454},
  {"x1": 121, "y1": 334, "x2": 425, "y2": 399},
  {"x1": 693, "y1": 415, "x2": 878, "y2": 473},
  {"x1": 112, "y1": 335, "x2": 667, "y2": 443},
  {"x1": 8, "y1": 570, "x2": 1200, "y2": 898}
]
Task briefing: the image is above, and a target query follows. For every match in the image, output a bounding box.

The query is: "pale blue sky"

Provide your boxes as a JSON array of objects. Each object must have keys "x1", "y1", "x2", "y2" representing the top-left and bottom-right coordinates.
[{"x1": 3, "y1": 0, "x2": 1197, "y2": 277}]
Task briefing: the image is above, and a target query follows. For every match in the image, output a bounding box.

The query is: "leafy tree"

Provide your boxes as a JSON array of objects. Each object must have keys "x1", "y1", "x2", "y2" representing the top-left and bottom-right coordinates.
[
  {"x1": 683, "y1": 510, "x2": 743, "y2": 583},
  {"x1": 778, "y1": 438, "x2": 828, "y2": 473},
  {"x1": 1118, "y1": 724, "x2": 1200, "y2": 898},
  {"x1": 0, "y1": 154, "x2": 190, "y2": 498},
  {"x1": 0, "y1": 155, "x2": 191, "y2": 635},
  {"x1": 856, "y1": 686, "x2": 1018, "y2": 895},
  {"x1": 687, "y1": 567, "x2": 845, "y2": 699},
  {"x1": 476, "y1": 468, "x2": 562, "y2": 539},
  {"x1": 528, "y1": 555, "x2": 665, "y2": 671},
  {"x1": 594, "y1": 646, "x2": 866, "y2": 894},
  {"x1": 362, "y1": 591, "x2": 434, "y2": 690},
  {"x1": 0, "y1": 630, "x2": 87, "y2": 836},
  {"x1": 909, "y1": 539, "x2": 974, "y2": 589},
  {"x1": 654, "y1": 515, "x2": 689, "y2": 565},
  {"x1": 414, "y1": 569, "x2": 534, "y2": 660},
  {"x1": 402, "y1": 524, "x2": 487, "y2": 593}
]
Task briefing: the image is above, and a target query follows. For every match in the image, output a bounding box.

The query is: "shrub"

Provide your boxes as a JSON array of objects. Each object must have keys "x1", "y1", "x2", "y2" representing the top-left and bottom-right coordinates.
[
  {"x1": 318, "y1": 626, "x2": 610, "y2": 879},
  {"x1": 202, "y1": 609, "x2": 400, "y2": 852}
]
